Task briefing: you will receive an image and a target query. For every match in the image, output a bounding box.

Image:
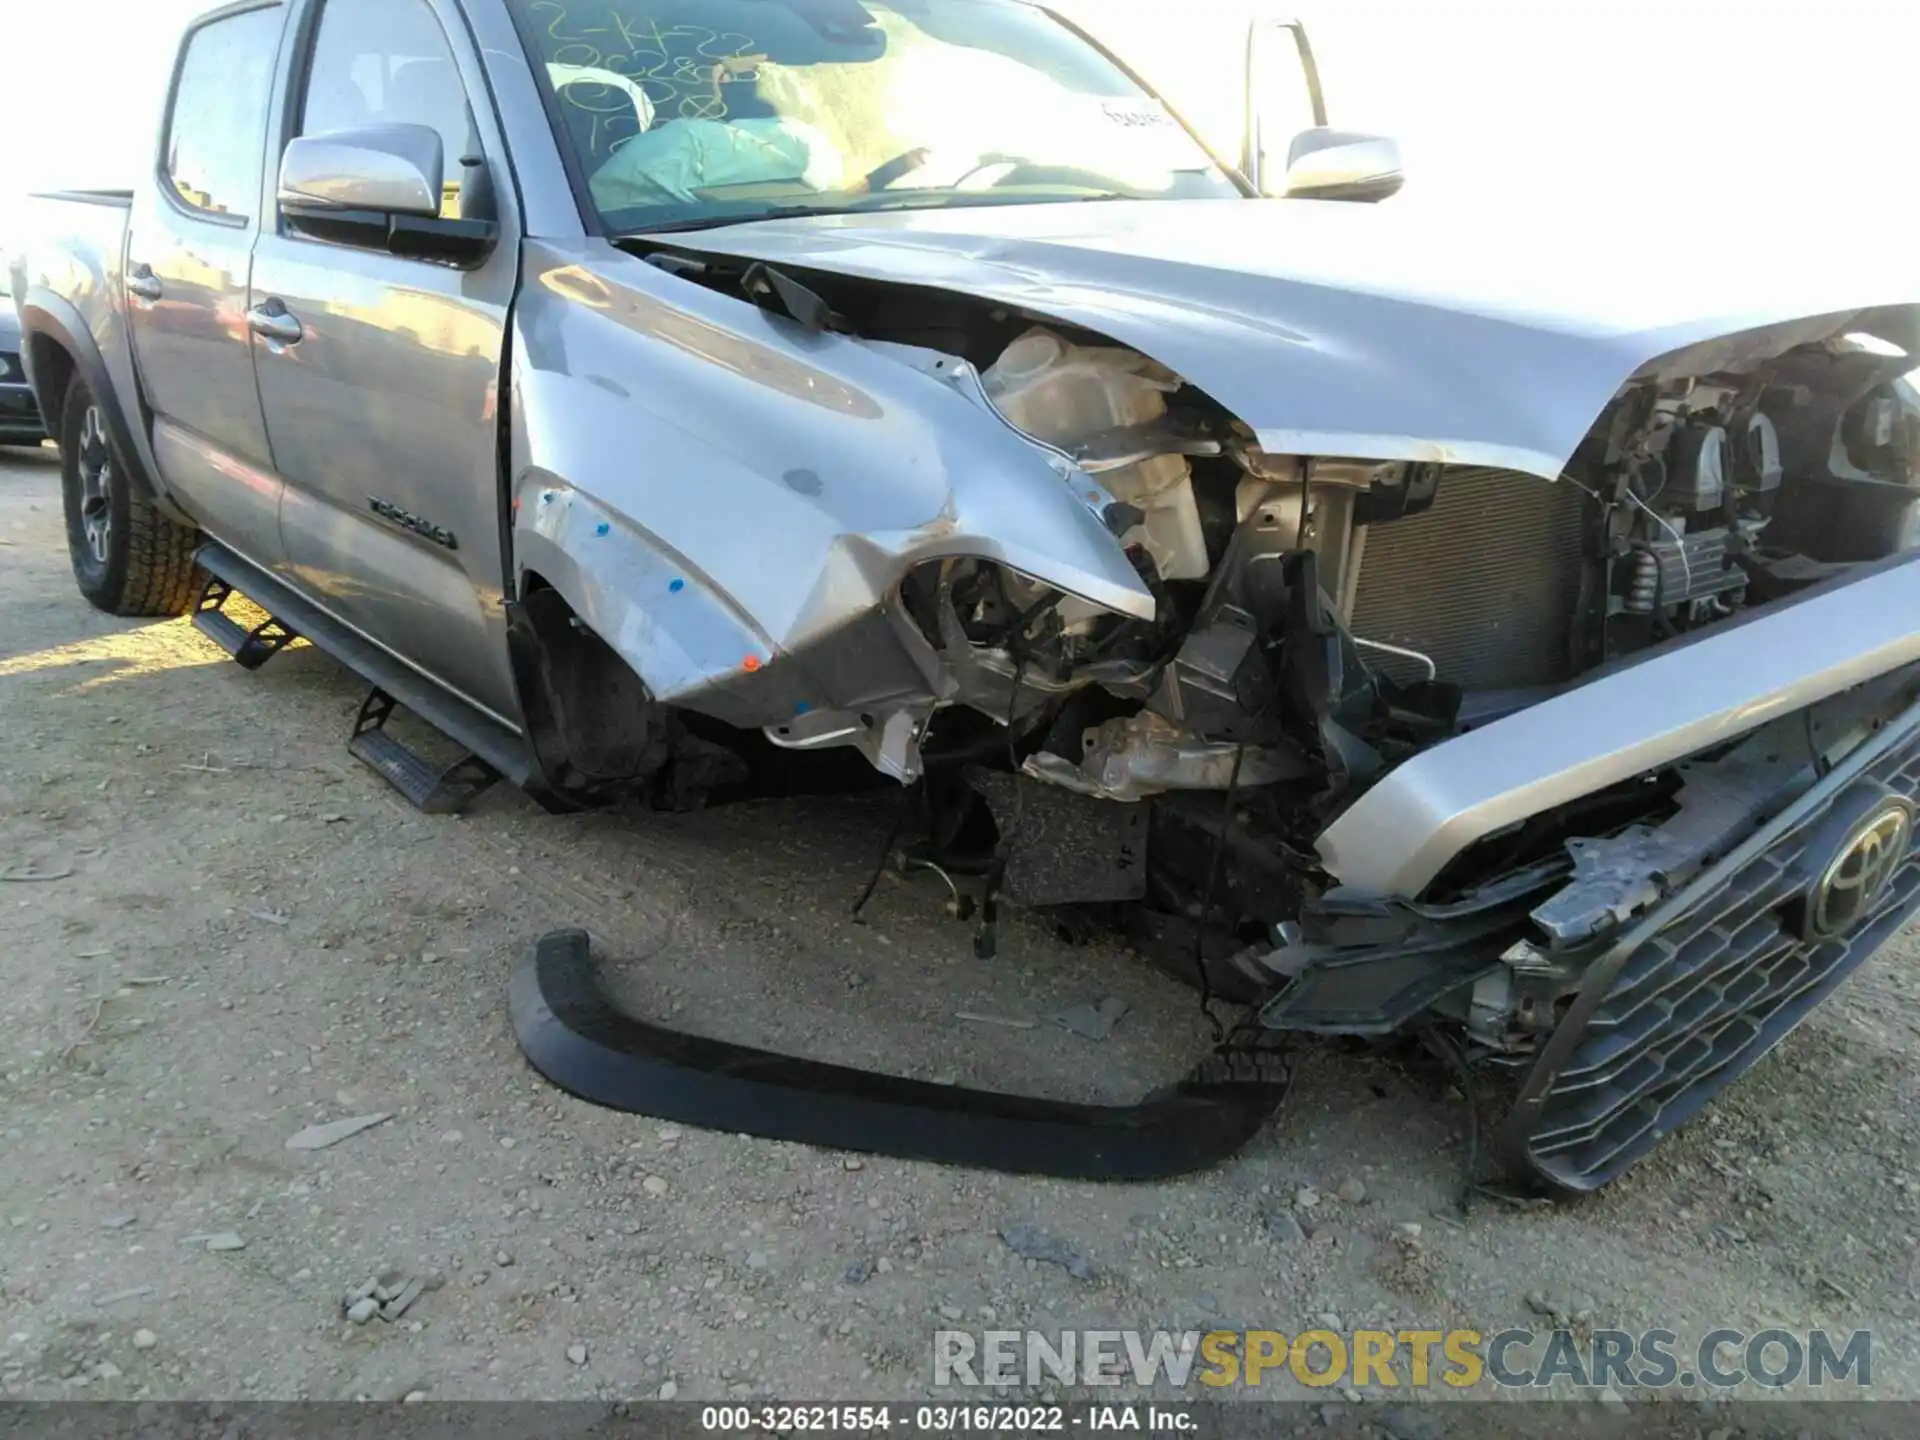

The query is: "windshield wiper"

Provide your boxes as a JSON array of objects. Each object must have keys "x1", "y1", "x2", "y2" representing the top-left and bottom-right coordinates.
[
  {"x1": 619, "y1": 190, "x2": 1139, "y2": 238},
  {"x1": 621, "y1": 205, "x2": 868, "y2": 236}
]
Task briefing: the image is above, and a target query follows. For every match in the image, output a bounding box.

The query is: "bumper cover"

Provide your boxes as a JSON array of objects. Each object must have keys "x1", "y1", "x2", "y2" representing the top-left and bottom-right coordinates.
[
  {"x1": 511, "y1": 929, "x2": 1290, "y2": 1180},
  {"x1": 1502, "y1": 692, "x2": 1920, "y2": 1192}
]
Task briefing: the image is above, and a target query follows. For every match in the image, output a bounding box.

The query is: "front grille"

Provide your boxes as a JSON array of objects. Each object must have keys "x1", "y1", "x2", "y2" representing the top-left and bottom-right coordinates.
[
  {"x1": 1348, "y1": 466, "x2": 1589, "y2": 691},
  {"x1": 1510, "y1": 705, "x2": 1920, "y2": 1191}
]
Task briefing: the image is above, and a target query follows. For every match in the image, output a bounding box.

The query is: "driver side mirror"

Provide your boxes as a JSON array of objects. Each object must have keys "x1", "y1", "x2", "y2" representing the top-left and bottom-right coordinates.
[
  {"x1": 1274, "y1": 127, "x2": 1405, "y2": 203},
  {"x1": 279, "y1": 123, "x2": 498, "y2": 266},
  {"x1": 280, "y1": 123, "x2": 446, "y2": 218}
]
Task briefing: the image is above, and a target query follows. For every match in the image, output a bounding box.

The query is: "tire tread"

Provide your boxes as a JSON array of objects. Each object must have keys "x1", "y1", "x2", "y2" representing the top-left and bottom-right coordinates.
[
  {"x1": 117, "y1": 487, "x2": 205, "y2": 617},
  {"x1": 60, "y1": 379, "x2": 205, "y2": 617}
]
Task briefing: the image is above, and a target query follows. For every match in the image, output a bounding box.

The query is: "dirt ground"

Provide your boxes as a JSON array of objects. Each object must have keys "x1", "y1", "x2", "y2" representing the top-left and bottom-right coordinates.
[{"x1": 3, "y1": 441, "x2": 1920, "y2": 1414}]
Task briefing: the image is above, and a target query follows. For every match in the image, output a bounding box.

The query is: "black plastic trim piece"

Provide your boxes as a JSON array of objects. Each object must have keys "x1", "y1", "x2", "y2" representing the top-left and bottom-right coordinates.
[
  {"x1": 195, "y1": 540, "x2": 534, "y2": 789},
  {"x1": 17, "y1": 290, "x2": 176, "y2": 515},
  {"x1": 511, "y1": 930, "x2": 1291, "y2": 1181}
]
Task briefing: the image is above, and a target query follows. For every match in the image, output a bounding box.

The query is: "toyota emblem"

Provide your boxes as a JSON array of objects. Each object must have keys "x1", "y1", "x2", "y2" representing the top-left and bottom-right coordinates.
[{"x1": 1805, "y1": 798, "x2": 1914, "y2": 941}]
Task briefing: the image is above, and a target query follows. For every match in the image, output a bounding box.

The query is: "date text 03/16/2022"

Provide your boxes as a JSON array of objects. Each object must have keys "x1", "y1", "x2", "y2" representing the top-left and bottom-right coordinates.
[{"x1": 698, "y1": 1404, "x2": 1193, "y2": 1432}]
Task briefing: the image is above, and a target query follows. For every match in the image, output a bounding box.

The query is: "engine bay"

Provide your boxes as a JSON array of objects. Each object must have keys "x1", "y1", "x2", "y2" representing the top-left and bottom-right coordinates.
[{"x1": 590, "y1": 241, "x2": 1920, "y2": 1006}]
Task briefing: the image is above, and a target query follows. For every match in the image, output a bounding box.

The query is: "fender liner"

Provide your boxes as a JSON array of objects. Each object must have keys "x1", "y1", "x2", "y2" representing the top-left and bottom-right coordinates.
[
  {"x1": 19, "y1": 288, "x2": 191, "y2": 525},
  {"x1": 510, "y1": 929, "x2": 1291, "y2": 1181}
]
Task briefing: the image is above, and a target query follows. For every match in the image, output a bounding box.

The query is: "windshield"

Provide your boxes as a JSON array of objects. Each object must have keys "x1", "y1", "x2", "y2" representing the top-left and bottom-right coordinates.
[{"x1": 507, "y1": 0, "x2": 1241, "y2": 233}]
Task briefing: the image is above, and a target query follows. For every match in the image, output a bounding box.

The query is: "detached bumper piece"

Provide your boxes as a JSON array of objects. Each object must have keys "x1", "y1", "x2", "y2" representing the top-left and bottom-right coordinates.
[
  {"x1": 191, "y1": 576, "x2": 299, "y2": 671},
  {"x1": 348, "y1": 687, "x2": 500, "y2": 816},
  {"x1": 511, "y1": 929, "x2": 1290, "y2": 1180},
  {"x1": 1503, "y1": 699, "x2": 1920, "y2": 1193}
]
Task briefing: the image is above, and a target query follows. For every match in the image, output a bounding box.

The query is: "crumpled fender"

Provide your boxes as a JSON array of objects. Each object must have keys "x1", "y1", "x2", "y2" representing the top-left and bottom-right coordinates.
[{"x1": 508, "y1": 241, "x2": 1153, "y2": 727}]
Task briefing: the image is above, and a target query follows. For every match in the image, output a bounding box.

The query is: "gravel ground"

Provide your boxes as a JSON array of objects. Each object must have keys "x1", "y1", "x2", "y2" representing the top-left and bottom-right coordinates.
[{"x1": 3, "y1": 443, "x2": 1920, "y2": 1414}]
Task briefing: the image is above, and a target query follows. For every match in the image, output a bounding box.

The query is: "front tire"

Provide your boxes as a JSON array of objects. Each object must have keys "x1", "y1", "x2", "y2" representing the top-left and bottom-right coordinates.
[{"x1": 59, "y1": 380, "x2": 203, "y2": 616}]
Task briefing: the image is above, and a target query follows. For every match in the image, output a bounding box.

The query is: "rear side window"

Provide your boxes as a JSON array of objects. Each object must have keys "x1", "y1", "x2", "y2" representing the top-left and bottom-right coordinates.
[
  {"x1": 163, "y1": 5, "x2": 286, "y2": 222},
  {"x1": 298, "y1": 0, "x2": 479, "y2": 219}
]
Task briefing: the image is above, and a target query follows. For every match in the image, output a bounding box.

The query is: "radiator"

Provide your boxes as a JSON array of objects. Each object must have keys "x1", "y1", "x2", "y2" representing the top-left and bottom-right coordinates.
[{"x1": 1347, "y1": 467, "x2": 1590, "y2": 693}]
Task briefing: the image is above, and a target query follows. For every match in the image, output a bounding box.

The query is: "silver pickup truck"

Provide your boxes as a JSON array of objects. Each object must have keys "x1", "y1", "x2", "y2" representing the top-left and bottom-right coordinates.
[{"x1": 14, "y1": 0, "x2": 1920, "y2": 1192}]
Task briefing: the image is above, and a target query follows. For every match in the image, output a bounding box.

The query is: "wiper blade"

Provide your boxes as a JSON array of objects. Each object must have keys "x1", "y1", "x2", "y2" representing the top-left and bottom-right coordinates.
[
  {"x1": 618, "y1": 190, "x2": 1143, "y2": 240},
  {"x1": 620, "y1": 204, "x2": 871, "y2": 236}
]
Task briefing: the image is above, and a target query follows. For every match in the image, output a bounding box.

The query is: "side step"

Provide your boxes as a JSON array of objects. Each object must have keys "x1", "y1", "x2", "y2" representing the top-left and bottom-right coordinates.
[
  {"x1": 348, "y1": 688, "x2": 502, "y2": 816},
  {"x1": 510, "y1": 929, "x2": 1292, "y2": 1181},
  {"x1": 192, "y1": 541, "x2": 534, "y2": 795},
  {"x1": 191, "y1": 578, "x2": 299, "y2": 671}
]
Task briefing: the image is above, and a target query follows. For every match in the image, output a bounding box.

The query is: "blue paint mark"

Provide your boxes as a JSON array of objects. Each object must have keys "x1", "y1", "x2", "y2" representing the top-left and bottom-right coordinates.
[
  {"x1": 595, "y1": 522, "x2": 611, "y2": 536},
  {"x1": 795, "y1": 701, "x2": 812, "y2": 715},
  {"x1": 669, "y1": 578, "x2": 686, "y2": 594}
]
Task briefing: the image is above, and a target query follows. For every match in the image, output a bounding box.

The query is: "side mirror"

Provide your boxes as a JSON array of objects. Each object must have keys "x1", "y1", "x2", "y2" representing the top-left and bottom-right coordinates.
[
  {"x1": 278, "y1": 123, "x2": 498, "y2": 266},
  {"x1": 1276, "y1": 128, "x2": 1405, "y2": 203},
  {"x1": 279, "y1": 123, "x2": 446, "y2": 218}
]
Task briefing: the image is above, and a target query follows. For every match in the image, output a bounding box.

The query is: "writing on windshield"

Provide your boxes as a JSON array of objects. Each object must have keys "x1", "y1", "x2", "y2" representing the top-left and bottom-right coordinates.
[{"x1": 509, "y1": 0, "x2": 1237, "y2": 231}]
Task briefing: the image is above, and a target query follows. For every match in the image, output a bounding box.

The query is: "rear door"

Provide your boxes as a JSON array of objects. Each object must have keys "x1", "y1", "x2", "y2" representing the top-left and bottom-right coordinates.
[
  {"x1": 124, "y1": 1, "x2": 290, "y2": 567},
  {"x1": 250, "y1": 0, "x2": 520, "y2": 722}
]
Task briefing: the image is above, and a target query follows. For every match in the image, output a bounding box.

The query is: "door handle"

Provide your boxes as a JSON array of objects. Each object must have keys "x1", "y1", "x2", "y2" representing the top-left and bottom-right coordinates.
[
  {"x1": 127, "y1": 264, "x2": 162, "y2": 301},
  {"x1": 248, "y1": 300, "x2": 304, "y2": 346}
]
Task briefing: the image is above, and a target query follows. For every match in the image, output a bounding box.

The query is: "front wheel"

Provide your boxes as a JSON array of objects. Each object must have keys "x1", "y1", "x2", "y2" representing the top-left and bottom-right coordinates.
[{"x1": 59, "y1": 379, "x2": 203, "y2": 616}]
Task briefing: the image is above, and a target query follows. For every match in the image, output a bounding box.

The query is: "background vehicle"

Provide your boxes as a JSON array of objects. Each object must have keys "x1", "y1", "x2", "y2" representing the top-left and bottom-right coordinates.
[
  {"x1": 12, "y1": 0, "x2": 1920, "y2": 1192},
  {"x1": 0, "y1": 281, "x2": 48, "y2": 445}
]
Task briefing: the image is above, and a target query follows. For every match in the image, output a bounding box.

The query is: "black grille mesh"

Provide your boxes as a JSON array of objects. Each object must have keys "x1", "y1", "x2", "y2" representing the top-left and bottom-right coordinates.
[
  {"x1": 1348, "y1": 467, "x2": 1590, "y2": 691},
  {"x1": 1517, "y1": 713, "x2": 1920, "y2": 1191}
]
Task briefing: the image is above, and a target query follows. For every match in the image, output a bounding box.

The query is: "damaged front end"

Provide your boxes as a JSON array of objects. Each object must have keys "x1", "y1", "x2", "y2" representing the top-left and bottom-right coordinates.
[{"x1": 507, "y1": 228, "x2": 1920, "y2": 1189}]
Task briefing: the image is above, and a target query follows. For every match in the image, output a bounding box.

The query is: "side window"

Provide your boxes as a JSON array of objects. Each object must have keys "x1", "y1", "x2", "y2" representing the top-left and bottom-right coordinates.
[
  {"x1": 164, "y1": 6, "x2": 285, "y2": 221},
  {"x1": 297, "y1": 0, "x2": 478, "y2": 219}
]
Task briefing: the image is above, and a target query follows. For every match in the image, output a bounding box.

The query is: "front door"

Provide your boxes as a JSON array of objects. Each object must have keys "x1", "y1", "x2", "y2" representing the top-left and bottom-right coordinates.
[
  {"x1": 250, "y1": 0, "x2": 520, "y2": 722},
  {"x1": 124, "y1": 1, "x2": 290, "y2": 568}
]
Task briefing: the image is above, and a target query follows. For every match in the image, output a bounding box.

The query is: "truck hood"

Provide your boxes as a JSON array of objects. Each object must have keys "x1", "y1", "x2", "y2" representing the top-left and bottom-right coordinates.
[{"x1": 654, "y1": 197, "x2": 1920, "y2": 479}]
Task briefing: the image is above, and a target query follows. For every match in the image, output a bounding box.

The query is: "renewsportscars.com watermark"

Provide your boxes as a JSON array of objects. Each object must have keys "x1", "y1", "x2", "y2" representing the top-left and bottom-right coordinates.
[{"x1": 934, "y1": 1328, "x2": 1873, "y2": 1392}]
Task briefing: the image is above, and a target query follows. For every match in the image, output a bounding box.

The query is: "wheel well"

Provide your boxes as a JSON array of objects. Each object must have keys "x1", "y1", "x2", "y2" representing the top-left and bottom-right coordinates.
[
  {"x1": 506, "y1": 576, "x2": 672, "y2": 799},
  {"x1": 27, "y1": 334, "x2": 76, "y2": 429}
]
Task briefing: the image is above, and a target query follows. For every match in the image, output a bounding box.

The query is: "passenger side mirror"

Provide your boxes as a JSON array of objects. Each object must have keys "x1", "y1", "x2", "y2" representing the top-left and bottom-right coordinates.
[
  {"x1": 1240, "y1": 19, "x2": 1405, "y2": 203},
  {"x1": 278, "y1": 123, "x2": 498, "y2": 266},
  {"x1": 1275, "y1": 128, "x2": 1405, "y2": 203}
]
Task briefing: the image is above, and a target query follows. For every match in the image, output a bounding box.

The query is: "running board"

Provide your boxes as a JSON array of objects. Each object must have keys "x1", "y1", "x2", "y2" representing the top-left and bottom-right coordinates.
[
  {"x1": 191, "y1": 577, "x2": 298, "y2": 671},
  {"x1": 349, "y1": 687, "x2": 501, "y2": 816},
  {"x1": 191, "y1": 542, "x2": 534, "y2": 793},
  {"x1": 510, "y1": 929, "x2": 1291, "y2": 1181}
]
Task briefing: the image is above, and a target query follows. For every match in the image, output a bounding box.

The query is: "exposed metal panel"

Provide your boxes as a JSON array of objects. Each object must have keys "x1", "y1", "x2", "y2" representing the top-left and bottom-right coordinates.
[{"x1": 1348, "y1": 467, "x2": 1589, "y2": 692}]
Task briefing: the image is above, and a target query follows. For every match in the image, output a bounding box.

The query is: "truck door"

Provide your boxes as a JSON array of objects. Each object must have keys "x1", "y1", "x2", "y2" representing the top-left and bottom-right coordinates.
[
  {"x1": 249, "y1": 0, "x2": 520, "y2": 724},
  {"x1": 124, "y1": 1, "x2": 290, "y2": 569}
]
